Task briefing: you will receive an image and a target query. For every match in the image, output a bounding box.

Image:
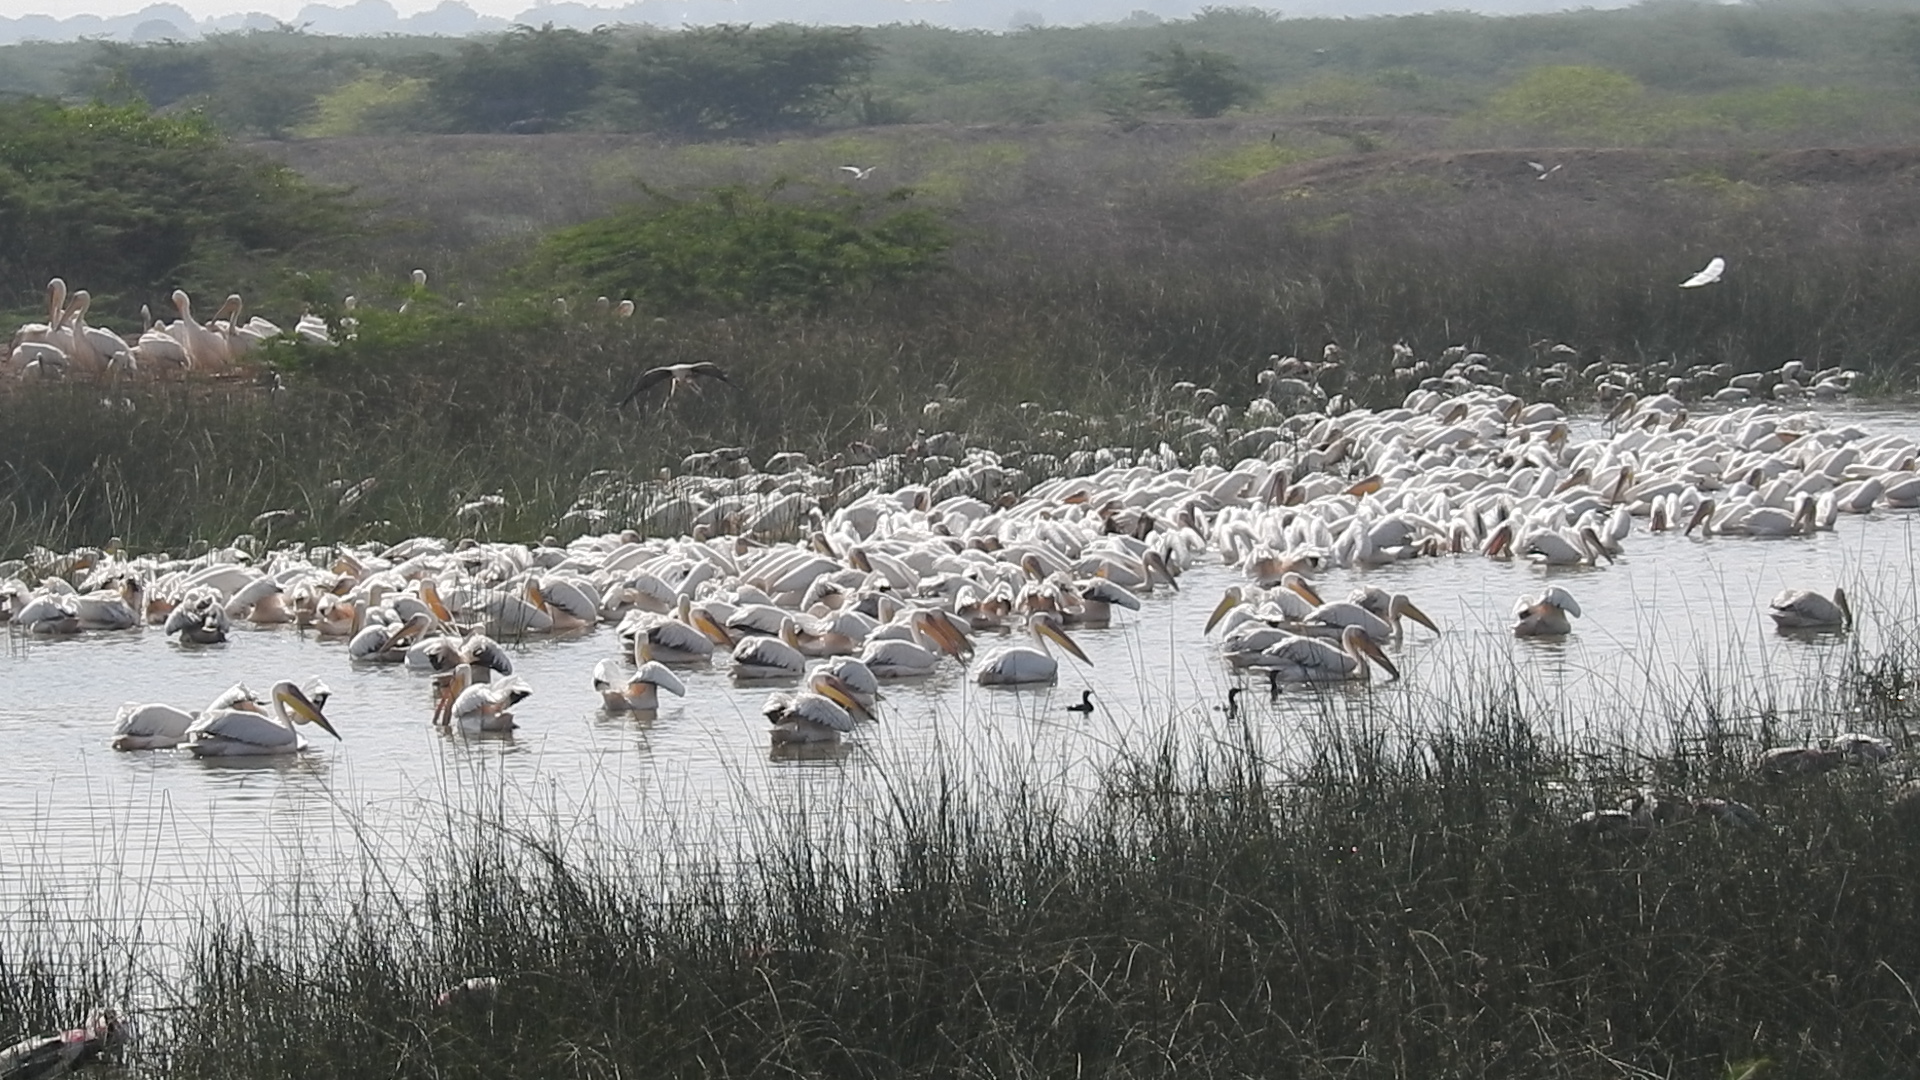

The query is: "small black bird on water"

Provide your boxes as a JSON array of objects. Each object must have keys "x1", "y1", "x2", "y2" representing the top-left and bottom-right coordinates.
[
  {"x1": 1215, "y1": 686, "x2": 1244, "y2": 719},
  {"x1": 1066, "y1": 690, "x2": 1095, "y2": 714},
  {"x1": 617, "y1": 362, "x2": 733, "y2": 407},
  {"x1": 1267, "y1": 670, "x2": 1285, "y2": 700}
]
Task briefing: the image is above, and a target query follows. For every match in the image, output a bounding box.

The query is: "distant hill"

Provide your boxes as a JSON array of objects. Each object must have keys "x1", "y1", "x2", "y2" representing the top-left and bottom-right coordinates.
[{"x1": 0, "y1": 0, "x2": 1642, "y2": 44}]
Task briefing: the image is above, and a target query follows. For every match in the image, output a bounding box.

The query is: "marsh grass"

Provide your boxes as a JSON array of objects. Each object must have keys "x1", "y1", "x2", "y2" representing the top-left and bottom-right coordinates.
[
  {"x1": 11, "y1": 627, "x2": 1889, "y2": 1080},
  {"x1": 12, "y1": 124, "x2": 1920, "y2": 552}
]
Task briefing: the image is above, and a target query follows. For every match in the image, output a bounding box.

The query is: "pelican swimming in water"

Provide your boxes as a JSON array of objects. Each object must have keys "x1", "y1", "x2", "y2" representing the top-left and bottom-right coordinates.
[
  {"x1": 1768, "y1": 587, "x2": 1851, "y2": 630},
  {"x1": 860, "y1": 609, "x2": 970, "y2": 678},
  {"x1": 434, "y1": 668, "x2": 533, "y2": 732},
  {"x1": 410, "y1": 632, "x2": 513, "y2": 682},
  {"x1": 1251, "y1": 625, "x2": 1400, "y2": 683},
  {"x1": 1298, "y1": 593, "x2": 1438, "y2": 643},
  {"x1": 624, "y1": 596, "x2": 729, "y2": 664},
  {"x1": 592, "y1": 658, "x2": 686, "y2": 712},
  {"x1": 732, "y1": 618, "x2": 808, "y2": 680},
  {"x1": 1513, "y1": 587, "x2": 1581, "y2": 637},
  {"x1": 163, "y1": 586, "x2": 231, "y2": 644},
  {"x1": 112, "y1": 682, "x2": 263, "y2": 751},
  {"x1": 764, "y1": 672, "x2": 864, "y2": 744},
  {"x1": 184, "y1": 680, "x2": 339, "y2": 756},
  {"x1": 973, "y1": 611, "x2": 1091, "y2": 686},
  {"x1": 348, "y1": 611, "x2": 434, "y2": 663}
]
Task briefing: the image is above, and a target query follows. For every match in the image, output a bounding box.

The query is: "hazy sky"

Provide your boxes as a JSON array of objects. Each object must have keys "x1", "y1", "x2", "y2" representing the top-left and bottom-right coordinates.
[{"x1": 0, "y1": 0, "x2": 527, "y2": 19}]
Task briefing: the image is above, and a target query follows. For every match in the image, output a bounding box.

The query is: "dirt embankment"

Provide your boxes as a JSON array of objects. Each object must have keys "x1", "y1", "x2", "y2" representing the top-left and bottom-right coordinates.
[{"x1": 1238, "y1": 145, "x2": 1920, "y2": 197}]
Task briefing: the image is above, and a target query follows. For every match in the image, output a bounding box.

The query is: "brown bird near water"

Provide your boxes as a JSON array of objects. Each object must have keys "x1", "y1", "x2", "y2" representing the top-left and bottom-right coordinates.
[{"x1": 618, "y1": 362, "x2": 733, "y2": 406}]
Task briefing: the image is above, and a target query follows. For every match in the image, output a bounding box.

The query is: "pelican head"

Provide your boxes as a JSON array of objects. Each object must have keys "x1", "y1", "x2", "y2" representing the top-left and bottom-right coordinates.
[
  {"x1": 273, "y1": 680, "x2": 340, "y2": 740},
  {"x1": 1029, "y1": 611, "x2": 1090, "y2": 665},
  {"x1": 1342, "y1": 625, "x2": 1400, "y2": 680},
  {"x1": 913, "y1": 609, "x2": 972, "y2": 658},
  {"x1": 1279, "y1": 572, "x2": 1323, "y2": 607},
  {"x1": 1834, "y1": 586, "x2": 1854, "y2": 627},
  {"x1": 1387, "y1": 594, "x2": 1439, "y2": 634},
  {"x1": 1204, "y1": 586, "x2": 1244, "y2": 635},
  {"x1": 808, "y1": 671, "x2": 870, "y2": 720}
]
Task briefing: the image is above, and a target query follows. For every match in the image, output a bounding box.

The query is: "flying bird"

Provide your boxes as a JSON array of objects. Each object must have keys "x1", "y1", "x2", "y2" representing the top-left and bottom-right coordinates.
[
  {"x1": 839, "y1": 165, "x2": 876, "y2": 179},
  {"x1": 1679, "y1": 257, "x2": 1725, "y2": 289},
  {"x1": 1527, "y1": 160, "x2": 1563, "y2": 179},
  {"x1": 618, "y1": 362, "x2": 733, "y2": 406}
]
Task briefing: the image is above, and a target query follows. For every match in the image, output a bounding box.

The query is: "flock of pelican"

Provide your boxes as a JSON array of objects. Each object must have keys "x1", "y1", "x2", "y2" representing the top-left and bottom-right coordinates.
[
  {"x1": 6, "y1": 278, "x2": 333, "y2": 380},
  {"x1": 1, "y1": 361, "x2": 1908, "y2": 757}
]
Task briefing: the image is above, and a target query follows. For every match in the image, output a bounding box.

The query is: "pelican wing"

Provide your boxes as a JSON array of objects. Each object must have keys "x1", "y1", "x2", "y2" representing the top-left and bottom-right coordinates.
[
  {"x1": 617, "y1": 366, "x2": 675, "y2": 406},
  {"x1": 634, "y1": 660, "x2": 686, "y2": 696},
  {"x1": 187, "y1": 708, "x2": 302, "y2": 752},
  {"x1": 1679, "y1": 257, "x2": 1725, "y2": 288}
]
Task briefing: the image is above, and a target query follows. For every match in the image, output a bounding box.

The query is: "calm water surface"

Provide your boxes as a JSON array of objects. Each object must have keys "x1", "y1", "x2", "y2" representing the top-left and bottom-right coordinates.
[{"x1": 4, "y1": 405, "x2": 1918, "y2": 944}]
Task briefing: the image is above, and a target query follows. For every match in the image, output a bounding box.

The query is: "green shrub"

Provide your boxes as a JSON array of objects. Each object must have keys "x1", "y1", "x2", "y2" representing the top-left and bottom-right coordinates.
[
  {"x1": 0, "y1": 99, "x2": 360, "y2": 313},
  {"x1": 527, "y1": 181, "x2": 952, "y2": 314}
]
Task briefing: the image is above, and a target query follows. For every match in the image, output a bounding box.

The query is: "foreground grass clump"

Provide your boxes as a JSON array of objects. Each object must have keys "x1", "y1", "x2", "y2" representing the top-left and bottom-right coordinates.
[{"x1": 124, "y1": 703, "x2": 1920, "y2": 1080}]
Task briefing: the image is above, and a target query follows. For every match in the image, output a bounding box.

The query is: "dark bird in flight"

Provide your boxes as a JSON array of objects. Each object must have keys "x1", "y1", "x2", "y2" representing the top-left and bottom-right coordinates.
[{"x1": 618, "y1": 362, "x2": 733, "y2": 406}]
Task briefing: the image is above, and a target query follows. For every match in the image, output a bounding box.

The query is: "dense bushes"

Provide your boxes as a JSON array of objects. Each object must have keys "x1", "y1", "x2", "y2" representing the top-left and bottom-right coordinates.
[
  {"x1": 0, "y1": 99, "x2": 358, "y2": 314},
  {"x1": 530, "y1": 182, "x2": 952, "y2": 313}
]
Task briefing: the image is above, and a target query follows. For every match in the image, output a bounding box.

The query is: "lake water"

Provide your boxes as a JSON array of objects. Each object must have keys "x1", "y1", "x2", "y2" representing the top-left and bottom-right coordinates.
[{"x1": 3, "y1": 404, "x2": 1917, "y2": 950}]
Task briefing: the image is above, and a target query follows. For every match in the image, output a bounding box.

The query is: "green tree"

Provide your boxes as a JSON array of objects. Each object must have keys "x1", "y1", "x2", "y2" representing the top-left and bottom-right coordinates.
[
  {"x1": 528, "y1": 181, "x2": 950, "y2": 313},
  {"x1": 611, "y1": 25, "x2": 876, "y2": 135},
  {"x1": 427, "y1": 24, "x2": 610, "y2": 133},
  {"x1": 1141, "y1": 42, "x2": 1258, "y2": 118},
  {"x1": 80, "y1": 40, "x2": 214, "y2": 106},
  {"x1": 0, "y1": 99, "x2": 359, "y2": 312}
]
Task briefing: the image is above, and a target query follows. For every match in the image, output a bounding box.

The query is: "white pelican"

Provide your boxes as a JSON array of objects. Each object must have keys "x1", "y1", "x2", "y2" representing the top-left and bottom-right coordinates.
[
  {"x1": 224, "y1": 576, "x2": 293, "y2": 625},
  {"x1": 480, "y1": 582, "x2": 555, "y2": 636},
  {"x1": 732, "y1": 619, "x2": 807, "y2": 681},
  {"x1": 168, "y1": 289, "x2": 235, "y2": 372},
  {"x1": 434, "y1": 669, "x2": 533, "y2": 732},
  {"x1": 409, "y1": 633, "x2": 514, "y2": 681},
  {"x1": 860, "y1": 610, "x2": 970, "y2": 678},
  {"x1": 1768, "y1": 587, "x2": 1851, "y2": 630},
  {"x1": 592, "y1": 658, "x2": 686, "y2": 712},
  {"x1": 1299, "y1": 593, "x2": 1437, "y2": 643},
  {"x1": 13, "y1": 591, "x2": 79, "y2": 634},
  {"x1": 617, "y1": 362, "x2": 732, "y2": 405},
  {"x1": 348, "y1": 611, "x2": 433, "y2": 663},
  {"x1": 163, "y1": 587, "x2": 230, "y2": 644},
  {"x1": 1062, "y1": 578, "x2": 1142, "y2": 626},
  {"x1": 112, "y1": 682, "x2": 263, "y2": 751},
  {"x1": 1679, "y1": 256, "x2": 1725, "y2": 288},
  {"x1": 184, "y1": 680, "x2": 339, "y2": 756},
  {"x1": 973, "y1": 611, "x2": 1091, "y2": 686},
  {"x1": 1513, "y1": 588, "x2": 1581, "y2": 637},
  {"x1": 1204, "y1": 576, "x2": 1322, "y2": 634},
  {"x1": 1252, "y1": 626, "x2": 1399, "y2": 683},
  {"x1": 627, "y1": 596, "x2": 728, "y2": 664},
  {"x1": 764, "y1": 673, "x2": 863, "y2": 744},
  {"x1": 815, "y1": 656, "x2": 881, "y2": 710}
]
